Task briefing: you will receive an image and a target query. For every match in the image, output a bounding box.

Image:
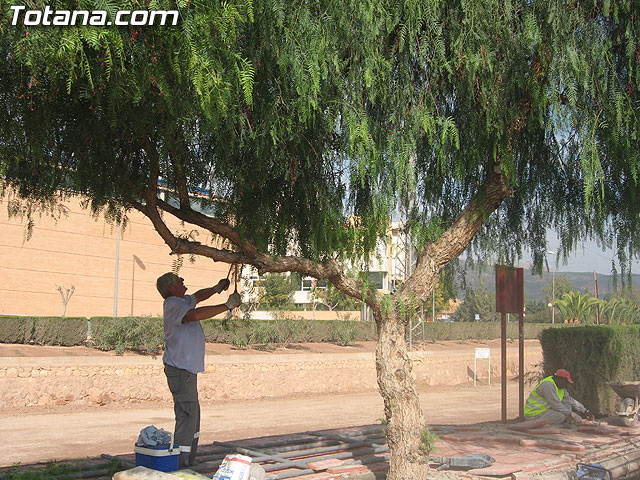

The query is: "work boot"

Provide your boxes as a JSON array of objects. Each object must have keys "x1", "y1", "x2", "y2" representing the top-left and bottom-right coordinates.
[
  {"x1": 188, "y1": 438, "x2": 199, "y2": 466},
  {"x1": 178, "y1": 452, "x2": 191, "y2": 469}
]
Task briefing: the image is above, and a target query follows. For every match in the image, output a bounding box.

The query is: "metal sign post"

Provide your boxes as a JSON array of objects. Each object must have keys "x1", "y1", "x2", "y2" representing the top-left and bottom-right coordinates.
[{"x1": 495, "y1": 265, "x2": 524, "y2": 422}]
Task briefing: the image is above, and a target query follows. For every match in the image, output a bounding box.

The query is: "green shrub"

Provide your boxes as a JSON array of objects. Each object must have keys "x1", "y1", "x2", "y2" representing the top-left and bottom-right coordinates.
[
  {"x1": 0, "y1": 315, "x2": 34, "y2": 343},
  {"x1": 329, "y1": 321, "x2": 358, "y2": 346},
  {"x1": 202, "y1": 318, "x2": 253, "y2": 344},
  {"x1": 270, "y1": 313, "x2": 314, "y2": 344},
  {"x1": 0, "y1": 313, "x2": 573, "y2": 356},
  {"x1": 32, "y1": 317, "x2": 87, "y2": 346},
  {"x1": 91, "y1": 317, "x2": 164, "y2": 355},
  {"x1": 539, "y1": 325, "x2": 640, "y2": 416},
  {"x1": 249, "y1": 321, "x2": 281, "y2": 348},
  {"x1": 204, "y1": 317, "x2": 375, "y2": 347},
  {"x1": 0, "y1": 316, "x2": 87, "y2": 345}
]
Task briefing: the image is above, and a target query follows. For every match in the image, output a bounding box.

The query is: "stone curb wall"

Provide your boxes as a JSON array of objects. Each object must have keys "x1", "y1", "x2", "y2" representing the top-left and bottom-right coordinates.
[{"x1": 0, "y1": 348, "x2": 542, "y2": 408}]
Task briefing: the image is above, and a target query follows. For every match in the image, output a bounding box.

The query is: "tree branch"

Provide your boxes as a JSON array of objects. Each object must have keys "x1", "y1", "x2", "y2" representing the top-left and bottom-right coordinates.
[
  {"x1": 156, "y1": 198, "x2": 257, "y2": 256},
  {"x1": 399, "y1": 163, "x2": 510, "y2": 300},
  {"x1": 139, "y1": 194, "x2": 383, "y2": 308},
  {"x1": 130, "y1": 199, "x2": 247, "y2": 264}
]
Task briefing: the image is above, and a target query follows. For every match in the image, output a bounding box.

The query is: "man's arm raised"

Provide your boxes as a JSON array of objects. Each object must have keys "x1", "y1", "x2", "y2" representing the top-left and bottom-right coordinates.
[
  {"x1": 193, "y1": 278, "x2": 231, "y2": 303},
  {"x1": 182, "y1": 291, "x2": 241, "y2": 323}
]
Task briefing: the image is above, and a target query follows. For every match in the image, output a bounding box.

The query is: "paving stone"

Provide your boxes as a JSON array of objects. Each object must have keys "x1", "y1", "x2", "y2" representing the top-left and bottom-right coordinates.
[
  {"x1": 307, "y1": 459, "x2": 345, "y2": 471},
  {"x1": 326, "y1": 465, "x2": 370, "y2": 474}
]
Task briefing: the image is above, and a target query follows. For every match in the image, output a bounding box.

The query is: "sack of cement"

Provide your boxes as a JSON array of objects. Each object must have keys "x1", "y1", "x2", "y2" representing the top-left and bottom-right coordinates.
[
  {"x1": 212, "y1": 454, "x2": 252, "y2": 480},
  {"x1": 173, "y1": 470, "x2": 210, "y2": 480},
  {"x1": 248, "y1": 463, "x2": 265, "y2": 480},
  {"x1": 113, "y1": 466, "x2": 176, "y2": 480}
]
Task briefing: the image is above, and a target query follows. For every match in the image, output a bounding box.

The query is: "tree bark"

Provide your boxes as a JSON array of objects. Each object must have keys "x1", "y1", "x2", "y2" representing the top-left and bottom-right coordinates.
[{"x1": 374, "y1": 306, "x2": 430, "y2": 479}]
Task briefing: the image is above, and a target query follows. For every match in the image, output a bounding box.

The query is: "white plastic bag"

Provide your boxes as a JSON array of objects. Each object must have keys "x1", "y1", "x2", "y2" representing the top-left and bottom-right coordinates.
[
  {"x1": 248, "y1": 463, "x2": 265, "y2": 480},
  {"x1": 211, "y1": 453, "x2": 252, "y2": 480}
]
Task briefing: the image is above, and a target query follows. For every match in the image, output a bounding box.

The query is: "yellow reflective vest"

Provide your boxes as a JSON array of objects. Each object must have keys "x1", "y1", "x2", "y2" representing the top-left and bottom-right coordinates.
[{"x1": 524, "y1": 376, "x2": 564, "y2": 418}]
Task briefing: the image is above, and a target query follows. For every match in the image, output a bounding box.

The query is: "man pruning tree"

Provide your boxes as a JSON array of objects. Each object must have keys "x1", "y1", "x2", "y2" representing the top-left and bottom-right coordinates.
[
  {"x1": 156, "y1": 273, "x2": 241, "y2": 468},
  {"x1": 524, "y1": 369, "x2": 594, "y2": 427}
]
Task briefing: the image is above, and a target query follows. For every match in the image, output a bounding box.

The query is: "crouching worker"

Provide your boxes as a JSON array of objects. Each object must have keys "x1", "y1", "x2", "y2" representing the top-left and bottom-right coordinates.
[
  {"x1": 156, "y1": 272, "x2": 241, "y2": 469},
  {"x1": 524, "y1": 369, "x2": 594, "y2": 427}
]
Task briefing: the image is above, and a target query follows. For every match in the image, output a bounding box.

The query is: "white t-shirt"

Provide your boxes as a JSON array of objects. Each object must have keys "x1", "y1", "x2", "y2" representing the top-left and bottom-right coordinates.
[{"x1": 162, "y1": 295, "x2": 205, "y2": 374}]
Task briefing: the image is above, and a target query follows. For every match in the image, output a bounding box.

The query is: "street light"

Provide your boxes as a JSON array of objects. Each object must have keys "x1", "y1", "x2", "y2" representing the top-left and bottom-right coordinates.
[{"x1": 547, "y1": 250, "x2": 555, "y2": 324}]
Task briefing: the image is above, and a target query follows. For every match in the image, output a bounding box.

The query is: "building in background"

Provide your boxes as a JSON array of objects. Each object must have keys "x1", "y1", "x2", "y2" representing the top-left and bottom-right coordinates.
[
  {"x1": 0, "y1": 192, "x2": 228, "y2": 317},
  {"x1": 241, "y1": 221, "x2": 413, "y2": 314}
]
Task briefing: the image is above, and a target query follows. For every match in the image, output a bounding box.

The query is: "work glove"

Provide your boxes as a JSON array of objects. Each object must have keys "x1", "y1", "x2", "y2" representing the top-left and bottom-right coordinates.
[
  {"x1": 215, "y1": 278, "x2": 231, "y2": 293},
  {"x1": 225, "y1": 292, "x2": 241, "y2": 310},
  {"x1": 568, "y1": 411, "x2": 583, "y2": 425}
]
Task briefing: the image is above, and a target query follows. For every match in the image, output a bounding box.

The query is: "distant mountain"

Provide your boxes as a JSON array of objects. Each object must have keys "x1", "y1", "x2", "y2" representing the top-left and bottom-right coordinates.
[{"x1": 462, "y1": 267, "x2": 640, "y2": 301}]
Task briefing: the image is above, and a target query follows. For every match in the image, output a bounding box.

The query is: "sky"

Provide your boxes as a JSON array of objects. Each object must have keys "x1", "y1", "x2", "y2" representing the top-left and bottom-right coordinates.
[{"x1": 519, "y1": 236, "x2": 640, "y2": 275}]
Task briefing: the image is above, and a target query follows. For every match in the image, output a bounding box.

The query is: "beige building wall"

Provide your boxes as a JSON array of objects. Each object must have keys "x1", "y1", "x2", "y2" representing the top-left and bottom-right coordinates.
[{"x1": 0, "y1": 194, "x2": 229, "y2": 317}]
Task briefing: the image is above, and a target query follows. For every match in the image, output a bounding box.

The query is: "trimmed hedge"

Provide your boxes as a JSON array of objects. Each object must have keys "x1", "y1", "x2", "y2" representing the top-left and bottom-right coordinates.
[
  {"x1": 201, "y1": 318, "x2": 377, "y2": 345},
  {"x1": 1, "y1": 315, "x2": 564, "y2": 353},
  {"x1": 0, "y1": 316, "x2": 88, "y2": 346},
  {"x1": 539, "y1": 325, "x2": 640, "y2": 417},
  {"x1": 90, "y1": 316, "x2": 165, "y2": 354},
  {"x1": 410, "y1": 321, "x2": 561, "y2": 342}
]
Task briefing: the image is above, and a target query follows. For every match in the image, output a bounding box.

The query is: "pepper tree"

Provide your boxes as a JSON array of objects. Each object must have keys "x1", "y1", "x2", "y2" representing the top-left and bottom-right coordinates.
[{"x1": 1, "y1": 0, "x2": 639, "y2": 477}]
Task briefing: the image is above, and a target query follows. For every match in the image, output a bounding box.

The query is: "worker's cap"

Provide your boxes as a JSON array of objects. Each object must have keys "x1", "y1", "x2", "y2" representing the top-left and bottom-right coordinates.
[{"x1": 555, "y1": 369, "x2": 574, "y2": 383}]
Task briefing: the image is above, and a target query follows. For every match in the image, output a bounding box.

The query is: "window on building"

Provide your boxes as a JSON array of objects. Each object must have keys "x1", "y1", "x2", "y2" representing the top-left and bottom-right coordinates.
[
  {"x1": 300, "y1": 277, "x2": 326, "y2": 291},
  {"x1": 301, "y1": 278, "x2": 314, "y2": 291},
  {"x1": 367, "y1": 271, "x2": 388, "y2": 290}
]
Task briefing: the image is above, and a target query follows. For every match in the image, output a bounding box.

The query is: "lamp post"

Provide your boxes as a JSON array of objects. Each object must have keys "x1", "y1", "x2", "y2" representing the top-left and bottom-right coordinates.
[
  {"x1": 113, "y1": 215, "x2": 121, "y2": 318},
  {"x1": 547, "y1": 250, "x2": 555, "y2": 324}
]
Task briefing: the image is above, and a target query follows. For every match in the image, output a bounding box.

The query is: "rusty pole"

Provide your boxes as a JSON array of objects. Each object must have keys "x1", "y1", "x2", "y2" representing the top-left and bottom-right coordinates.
[
  {"x1": 501, "y1": 311, "x2": 507, "y2": 422},
  {"x1": 519, "y1": 309, "x2": 524, "y2": 420}
]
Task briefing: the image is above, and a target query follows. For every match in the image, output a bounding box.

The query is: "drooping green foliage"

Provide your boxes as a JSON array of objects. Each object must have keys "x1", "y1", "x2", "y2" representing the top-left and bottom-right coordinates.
[{"x1": 1, "y1": 0, "x2": 639, "y2": 270}]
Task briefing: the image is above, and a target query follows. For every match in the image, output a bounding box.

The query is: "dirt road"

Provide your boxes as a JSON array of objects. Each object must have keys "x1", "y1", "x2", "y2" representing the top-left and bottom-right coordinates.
[
  {"x1": 0, "y1": 341, "x2": 534, "y2": 467},
  {"x1": 1, "y1": 382, "x2": 525, "y2": 466}
]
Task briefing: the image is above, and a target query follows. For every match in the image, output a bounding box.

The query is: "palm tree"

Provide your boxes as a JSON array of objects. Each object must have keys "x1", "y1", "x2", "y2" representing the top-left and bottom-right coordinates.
[
  {"x1": 601, "y1": 298, "x2": 625, "y2": 325},
  {"x1": 554, "y1": 291, "x2": 602, "y2": 324},
  {"x1": 601, "y1": 298, "x2": 640, "y2": 325}
]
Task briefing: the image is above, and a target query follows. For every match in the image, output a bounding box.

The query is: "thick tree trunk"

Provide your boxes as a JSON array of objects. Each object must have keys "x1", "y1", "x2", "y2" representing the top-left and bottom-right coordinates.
[{"x1": 375, "y1": 307, "x2": 429, "y2": 479}]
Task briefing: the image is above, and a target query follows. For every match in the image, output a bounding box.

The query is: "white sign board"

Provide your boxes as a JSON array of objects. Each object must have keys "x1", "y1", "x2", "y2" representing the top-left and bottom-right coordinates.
[
  {"x1": 475, "y1": 348, "x2": 491, "y2": 359},
  {"x1": 474, "y1": 348, "x2": 491, "y2": 386}
]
